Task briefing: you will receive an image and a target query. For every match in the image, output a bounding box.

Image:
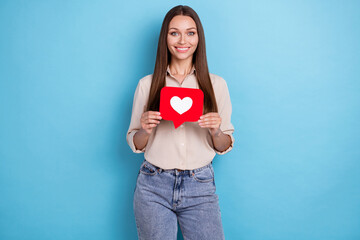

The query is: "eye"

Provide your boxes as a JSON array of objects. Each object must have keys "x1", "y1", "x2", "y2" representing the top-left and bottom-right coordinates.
[
  {"x1": 170, "y1": 32, "x2": 178, "y2": 36},
  {"x1": 188, "y1": 32, "x2": 196, "y2": 36}
]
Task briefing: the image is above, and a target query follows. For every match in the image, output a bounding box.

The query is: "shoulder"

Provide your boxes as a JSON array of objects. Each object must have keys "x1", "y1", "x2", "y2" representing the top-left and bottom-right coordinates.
[
  {"x1": 209, "y1": 73, "x2": 228, "y2": 90},
  {"x1": 138, "y1": 74, "x2": 153, "y2": 89},
  {"x1": 209, "y1": 73, "x2": 232, "y2": 106},
  {"x1": 132, "y1": 74, "x2": 153, "y2": 99},
  {"x1": 134, "y1": 74, "x2": 153, "y2": 95}
]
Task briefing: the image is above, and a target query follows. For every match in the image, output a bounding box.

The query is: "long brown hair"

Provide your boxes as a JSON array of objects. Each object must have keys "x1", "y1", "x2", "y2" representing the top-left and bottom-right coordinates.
[{"x1": 146, "y1": 5, "x2": 218, "y2": 114}]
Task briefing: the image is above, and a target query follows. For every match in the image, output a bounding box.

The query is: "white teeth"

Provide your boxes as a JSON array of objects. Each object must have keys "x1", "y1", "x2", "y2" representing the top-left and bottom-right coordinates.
[{"x1": 177, "y1": 47, "x2": 189, "y2": 50}]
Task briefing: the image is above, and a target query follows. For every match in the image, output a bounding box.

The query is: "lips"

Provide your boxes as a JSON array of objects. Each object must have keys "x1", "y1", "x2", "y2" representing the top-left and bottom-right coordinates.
[{"x1": 175, "y1": 47, "x2": 190, "y2": 53}]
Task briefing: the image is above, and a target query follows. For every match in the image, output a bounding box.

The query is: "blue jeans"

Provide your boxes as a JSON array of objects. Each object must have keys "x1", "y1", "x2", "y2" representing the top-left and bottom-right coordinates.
[{"x1": 133, "y1": 159, "x2": 225, "y2": 240}]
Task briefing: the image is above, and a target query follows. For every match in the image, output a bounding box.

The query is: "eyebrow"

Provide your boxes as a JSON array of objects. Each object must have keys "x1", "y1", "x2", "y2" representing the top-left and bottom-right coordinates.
[{"x1": 169, "y1": 27, "x2": 197, "y2": 30}]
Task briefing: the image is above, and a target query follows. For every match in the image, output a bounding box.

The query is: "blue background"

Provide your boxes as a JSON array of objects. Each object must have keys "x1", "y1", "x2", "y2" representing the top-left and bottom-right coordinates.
[{"x1": 1, "y1": 1, "x2": 359, "y2": 239}]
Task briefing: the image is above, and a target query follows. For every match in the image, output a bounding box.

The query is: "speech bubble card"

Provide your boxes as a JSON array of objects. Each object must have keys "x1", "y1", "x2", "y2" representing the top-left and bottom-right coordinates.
[{"x1": 159, "y1": 86, "x2": 204, "y2": 128}]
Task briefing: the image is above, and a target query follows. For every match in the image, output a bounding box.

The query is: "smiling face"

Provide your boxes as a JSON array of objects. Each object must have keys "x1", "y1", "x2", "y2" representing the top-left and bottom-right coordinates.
[{"x1": 167, "y1": 15, "x2": 199, "y2": 62}]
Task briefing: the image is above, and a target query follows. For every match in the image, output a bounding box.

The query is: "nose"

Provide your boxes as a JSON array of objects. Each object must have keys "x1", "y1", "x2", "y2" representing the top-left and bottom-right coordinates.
[{"x1": 179, "y1": 34, "x2": 186, "y2": 44}]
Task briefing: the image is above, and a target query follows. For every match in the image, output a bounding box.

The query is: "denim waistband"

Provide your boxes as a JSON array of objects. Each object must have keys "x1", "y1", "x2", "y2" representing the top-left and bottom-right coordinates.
[{"x1": 142, "y1": 159, "x2": 212, "y2": 176}]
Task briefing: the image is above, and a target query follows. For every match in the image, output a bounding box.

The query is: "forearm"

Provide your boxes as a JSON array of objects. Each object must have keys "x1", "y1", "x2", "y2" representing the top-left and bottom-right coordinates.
[
  {"x1": 133, "y1": 128, "x2": 150, "y2": 150},
  {"x1": 211, "y1": 129, "x2": 232, "y2": 153}
]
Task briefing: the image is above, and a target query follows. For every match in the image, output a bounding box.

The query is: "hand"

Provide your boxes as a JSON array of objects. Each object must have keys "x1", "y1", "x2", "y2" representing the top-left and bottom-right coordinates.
[
  {"x1": 198, "y1": 112, "x2": 222, "y2": 136},
  {"x1": 140, "y1": 111, "x2": 162, "y2": 135}
]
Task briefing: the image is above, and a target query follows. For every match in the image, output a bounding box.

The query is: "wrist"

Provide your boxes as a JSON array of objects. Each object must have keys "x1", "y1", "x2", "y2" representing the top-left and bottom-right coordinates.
[
  {"x1": 139, "y1": 127, "x2": 151, "y2": 136},
  {"x1": 210, "y1": 128, "x2": 222, "y2": 137}
]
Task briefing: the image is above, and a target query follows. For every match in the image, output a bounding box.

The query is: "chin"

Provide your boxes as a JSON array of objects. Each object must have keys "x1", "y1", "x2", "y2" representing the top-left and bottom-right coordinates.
[
  {"x1": 172, "y1": 52, "x2": 194, "y2": 61},
  {"x1": 176, "y1": 55, "x2": 191, "y2": 59}
]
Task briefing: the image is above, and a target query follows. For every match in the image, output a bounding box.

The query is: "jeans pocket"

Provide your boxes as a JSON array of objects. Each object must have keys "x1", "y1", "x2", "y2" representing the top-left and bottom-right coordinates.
[
  {"x1": 139, "y1": 162, "x2": 157, "y2": 176},
  {"x1": 193, "y1": 166, "x2": 214, "y2": 183}
]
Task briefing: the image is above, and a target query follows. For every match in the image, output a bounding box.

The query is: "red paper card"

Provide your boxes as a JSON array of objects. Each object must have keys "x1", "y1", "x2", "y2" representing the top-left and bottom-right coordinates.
[{"x1": 159, "y1": 87, "x2": 204, "y2": 128}]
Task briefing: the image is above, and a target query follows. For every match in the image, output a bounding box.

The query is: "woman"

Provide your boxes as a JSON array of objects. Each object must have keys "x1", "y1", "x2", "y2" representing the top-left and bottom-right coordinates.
[{"x1": 126, "y1": 5, "x2": 234, "y2": 240}]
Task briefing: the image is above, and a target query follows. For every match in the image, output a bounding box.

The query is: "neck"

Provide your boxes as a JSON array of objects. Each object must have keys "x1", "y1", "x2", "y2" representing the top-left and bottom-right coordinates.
[{"x1": 169, "y1": 57, "x2": 193, "y2": 75}]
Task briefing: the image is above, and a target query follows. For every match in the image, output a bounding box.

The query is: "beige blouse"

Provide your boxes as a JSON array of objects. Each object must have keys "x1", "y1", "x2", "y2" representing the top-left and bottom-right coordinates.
[{"x1": 126, "y1": 65, "x2": 235, "y2": 170}]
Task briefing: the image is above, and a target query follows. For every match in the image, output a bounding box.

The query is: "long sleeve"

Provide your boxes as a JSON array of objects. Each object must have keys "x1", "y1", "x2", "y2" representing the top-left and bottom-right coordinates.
[
  {"x1": 213, "y1": 77, "x2": 235, "y2": 155},
  {"x1": 126, "y1": 70, "x2": 234, "y2": 170},
  {"x1": 126, "y1": 77, "x2": 149, "y2": 153}
]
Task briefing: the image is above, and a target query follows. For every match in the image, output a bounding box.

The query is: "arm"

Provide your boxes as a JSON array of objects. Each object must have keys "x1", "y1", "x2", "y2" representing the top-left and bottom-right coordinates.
[
  {"x1": 198, "y1": 113, "x2": 234, "y2": 153},
  {"x1": 209, "y1": 128, "x2": 232, "y2": 153},
  {"x1": 198, "y1": 77, "x2": 234, "y2": 154},
  {"x1": 133, "y1": 111, "x2": 162, "y2": 150},
  {"x1": 126, "y1": 78, "x2": 148, "y2": 153},
  {"x1": 133, "y1": 128, "x2": 150, "y2": 151}
]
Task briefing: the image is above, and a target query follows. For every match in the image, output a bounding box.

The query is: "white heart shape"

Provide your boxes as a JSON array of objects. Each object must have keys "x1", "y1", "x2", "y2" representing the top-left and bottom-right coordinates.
[{"x1": 170, "y1": 96, "x2": 193, "y2": 115}]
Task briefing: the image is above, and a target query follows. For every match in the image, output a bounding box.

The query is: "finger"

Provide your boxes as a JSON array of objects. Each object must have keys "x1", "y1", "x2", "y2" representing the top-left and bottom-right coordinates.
[
  {"x1": 200, "y1": 123, "x2": 215, "y2": 128},
  {"x1": 200, "y1": 112, "x2": 219, "y2": 118},
  {"x1": 150, "y1": 115, "x2": 162, "y2": 120},
  {"x1": 200, "y1": 124, "x2": 220, "y2": 129},
  {"x1": 204, "y1": 120, "x2": 219, "y2": 125},
  {"x1": 143, "y1": 115, "x2": 161, "y2": 122},
  {"x1": 147, "y1": 112, "x2": 162, "y2": 120},
  {"x1": 198, "y1": 119, "x2": 220, "y2": 125},
  {"x1": 199, "y1": 113, "x2": 209, "y2": 119},
  {"x1": 200, "y1": 115, "x2": 220, "y2": 121},
  {"x1": 198, "y1": 117, "x2": 211, "y2": 122},
  {"x1": 145, "y1": 119, "x2": 161, "y2": 124},
  {"x1": 147, "y1": 111, "x2": 161, "y2": 117},
  {"x1": 200, "y1": 123, "x2": 219, "y2": 128},
  {"x1": 202, "y1": 117, "x2": 220, "y2": 122},
  {"x1": 149, "y1": 111, "x2": 161, "y2": 115},
  {"x1": 199, "y1": 120, "x2": 220, "y2": 126}
]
